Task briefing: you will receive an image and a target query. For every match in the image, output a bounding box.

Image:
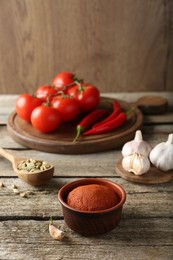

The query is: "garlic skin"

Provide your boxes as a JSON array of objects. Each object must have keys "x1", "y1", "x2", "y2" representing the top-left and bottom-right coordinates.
[
  {"x1": 122, "y1": 153, "x2": 150, "y2": 175},
  {"x1": 149, "y1": 133, "x2": 173, "y2": 171},
  {"x1": 122, "y1": 130, "x2": 151, "y2": 157}
]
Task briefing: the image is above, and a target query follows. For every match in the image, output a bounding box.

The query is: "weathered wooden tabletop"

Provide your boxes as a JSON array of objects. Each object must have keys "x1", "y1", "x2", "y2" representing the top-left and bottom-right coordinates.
[{"x1": 0, "y1": 92, "x2": 173, "y2": 260}]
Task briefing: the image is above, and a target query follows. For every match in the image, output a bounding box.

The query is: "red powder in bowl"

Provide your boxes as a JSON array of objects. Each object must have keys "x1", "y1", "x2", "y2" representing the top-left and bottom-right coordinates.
[{"x1": 67, "y1": 184, "x2": 120, "y2": 211}]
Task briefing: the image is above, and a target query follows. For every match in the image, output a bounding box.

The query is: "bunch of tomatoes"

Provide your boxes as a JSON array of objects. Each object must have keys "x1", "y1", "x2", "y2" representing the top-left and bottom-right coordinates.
[{"x1": 16, "y1": 72, "x2": 100, "y2": 133}]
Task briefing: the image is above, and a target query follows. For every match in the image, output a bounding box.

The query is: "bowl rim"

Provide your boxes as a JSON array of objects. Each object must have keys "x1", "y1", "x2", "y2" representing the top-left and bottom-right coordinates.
[{"x1": 58, "y1": 178, "x2": 126, "y2": 214}]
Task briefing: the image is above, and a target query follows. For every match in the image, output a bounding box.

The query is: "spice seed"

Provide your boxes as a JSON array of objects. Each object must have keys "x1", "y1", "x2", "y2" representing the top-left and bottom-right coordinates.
[
  {"x1": 13, "y1": 188, "x2": 20, "y2": 194},
  {"x1": 11, "y1": 184, "x2": 18, "y2": 189},
  {"x1": 0, "y1": 181, "x2": 5, "y2": 187},
  {"x1": 20, "y1": 192, "x2": 28, "y2": 198},
  {"x1": 17, "y1": 159, "x2": 52, "y2": 173}
]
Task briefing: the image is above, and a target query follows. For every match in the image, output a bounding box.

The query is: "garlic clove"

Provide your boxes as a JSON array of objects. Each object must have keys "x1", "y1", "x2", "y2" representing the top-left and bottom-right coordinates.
[
  {"x1": 49, "y1": 224, "x2": 65, "y2": 241},
  {"x1": 49, "y1": 217, "x2": 65, "y2": 241},
  {"x1": 122, "y1": 130, "x2": 151, "y2": 157},
  {"x1": 122, "y1": 153, "x2": 150, "y2": 175}
]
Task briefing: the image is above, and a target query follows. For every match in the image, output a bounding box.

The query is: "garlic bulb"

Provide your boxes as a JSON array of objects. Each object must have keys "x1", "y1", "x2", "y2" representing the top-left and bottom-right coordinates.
[
  {"x1": 122, "y1": 130, "x2": 151, "y2": 157},
  {"x1": 149, "y1": 133, "x2": 173, "y2": 171},
  {"x1": 122, "y1": 153, "x2": 150, "y2": 175}
]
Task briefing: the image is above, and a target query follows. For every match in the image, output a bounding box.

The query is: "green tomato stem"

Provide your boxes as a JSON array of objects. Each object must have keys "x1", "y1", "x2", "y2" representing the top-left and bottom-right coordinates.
[{"x1": 74, "y1": 81, "x2": 85, "y2": 92}]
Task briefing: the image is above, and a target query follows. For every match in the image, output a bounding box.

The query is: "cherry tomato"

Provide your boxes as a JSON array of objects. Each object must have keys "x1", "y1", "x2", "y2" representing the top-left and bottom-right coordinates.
[
  {"x1": 68, "y1": 83, "x2": 100, "y2": 113},
  {"x1": 16, "y1": 93, "x2": 43, "y2": 122},
  {"x1": 31, "y1": 106, "x2": 61, "y2": 133},
  {"x1": 35, "y1": 85, "x2": 58, "y2": 102},
  {"x1": 51, "y1": 95, "x2": 80, "y2": 122},
  {"x1": 52, "y1": 72, "x2": 75, "y2": 93}
]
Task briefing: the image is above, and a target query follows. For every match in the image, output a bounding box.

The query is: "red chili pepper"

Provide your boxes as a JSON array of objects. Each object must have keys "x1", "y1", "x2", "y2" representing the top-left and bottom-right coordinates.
[
  {"x1": 93, "y1": 100, "x2": 121, "y2": 128},
  {"x1": 73, "y1": 109, "x2": 107, "y2": 142},
  {"x1": 83, "y1": 111, "x2": 127, "y2": 136}
]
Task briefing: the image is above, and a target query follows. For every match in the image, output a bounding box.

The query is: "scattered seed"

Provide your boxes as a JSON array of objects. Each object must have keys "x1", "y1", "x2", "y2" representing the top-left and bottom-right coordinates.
[
  {"x1": 0, "y1": 181, "x2": 5, "y2": 187},
  {"x1": 13, "y1": 188, "x2": 20, "y2": 194},
  {"x1": 18, "y1": 190, "x2": 35, "y2": 198},
  {"x1": 26, "y1": 191, "x2": 35, "y2": 195},
  {"x1": 2, "y1": 181, "x2": 35, "y2": 198},
  {"x1": 20, "y1": 192, "x2": 28, "y2": 198},
  {"x1": 11, "y1": 184, "x2": 18, "y2": 189}
]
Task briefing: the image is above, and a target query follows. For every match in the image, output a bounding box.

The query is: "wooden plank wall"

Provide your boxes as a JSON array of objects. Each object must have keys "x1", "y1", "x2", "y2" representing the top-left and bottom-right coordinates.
[{"x1": 0, "y1": 0, "x2": 172, "y2": 94}]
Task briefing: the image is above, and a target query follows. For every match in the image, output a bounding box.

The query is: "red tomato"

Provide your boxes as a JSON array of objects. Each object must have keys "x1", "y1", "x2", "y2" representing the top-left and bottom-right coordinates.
[
  {"x1": 51, "y1": 95, "x2": 80, "y2": 122},
  {"x1": 16, "y1": 93, "x2": 43, "y2": 122},
  {"x1": 52, "y1": 72, "x2": 75, "y2": 93},
  {"x1": 35, "y1": 85, "x2": 58, "y2": 101},
  {"x1": 31, "y1": 106, "x2": 61, "y2": 133},
  {"x1": 68, "y1": 83, "x2": 100, "y2": 113}
]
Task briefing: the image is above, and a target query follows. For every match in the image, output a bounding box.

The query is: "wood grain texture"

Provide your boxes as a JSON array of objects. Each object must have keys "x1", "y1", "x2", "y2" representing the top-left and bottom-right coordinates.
[
  {"x1": 1, "y1": 132, "x2": 173, "y2": 178},
  {"x1": 0, "y1": 177, "x2": 173, "y2": 219},
  {"x1": 0, "y1": 219, "x2": 172, "y2": 260},
  {"x1": 0, "y1": 1, "x2": 173, "y2": 94},
  {"x1": 0, "y1": 93, "x2": 173, "y2": 259}
]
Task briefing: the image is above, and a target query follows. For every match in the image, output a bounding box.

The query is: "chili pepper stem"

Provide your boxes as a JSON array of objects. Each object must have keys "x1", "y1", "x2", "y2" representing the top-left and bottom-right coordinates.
[
  {"x1": 73, "y1": 109, "x2": 107, "y2": 143},
  {"x1": 126, "y1": 106, "x2": 135, "y2": 116},
  {"x1": 73, "y1": 126, "x2": 84, "y2": 143}
]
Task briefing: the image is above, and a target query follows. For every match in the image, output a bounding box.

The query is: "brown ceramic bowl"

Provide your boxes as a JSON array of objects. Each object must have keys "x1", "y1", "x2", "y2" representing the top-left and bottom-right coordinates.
[{"x1": 58, "y1": 178, "x2": 126, "y2": 236}]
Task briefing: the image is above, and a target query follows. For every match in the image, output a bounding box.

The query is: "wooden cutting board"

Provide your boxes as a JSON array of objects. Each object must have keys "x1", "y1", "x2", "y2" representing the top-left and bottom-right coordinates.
[
  {"x1": 7, "y1": 97, "x2": 143, "y2": 154},
  {"x1": 116, "y1": 159, "x2": 173, "y2": 184},
  {"x1": 136, "y1": 95, "x2": 168, "y2": 115}
]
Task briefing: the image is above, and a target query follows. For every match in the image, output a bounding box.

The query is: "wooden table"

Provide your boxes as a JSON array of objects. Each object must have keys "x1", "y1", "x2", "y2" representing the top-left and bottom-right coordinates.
[{"x1": 0, "y1": 92, "x2": 173, "y2": 260}]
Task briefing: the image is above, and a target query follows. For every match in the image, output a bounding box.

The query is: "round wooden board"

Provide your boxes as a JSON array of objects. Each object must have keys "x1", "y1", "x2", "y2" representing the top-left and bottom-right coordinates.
[
  {"x1": 116, "y1": 159, "x2": 173, "y2": 184},
  {"x1": 7, "y1": 97, "x2": 143, "y2": 154}
]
